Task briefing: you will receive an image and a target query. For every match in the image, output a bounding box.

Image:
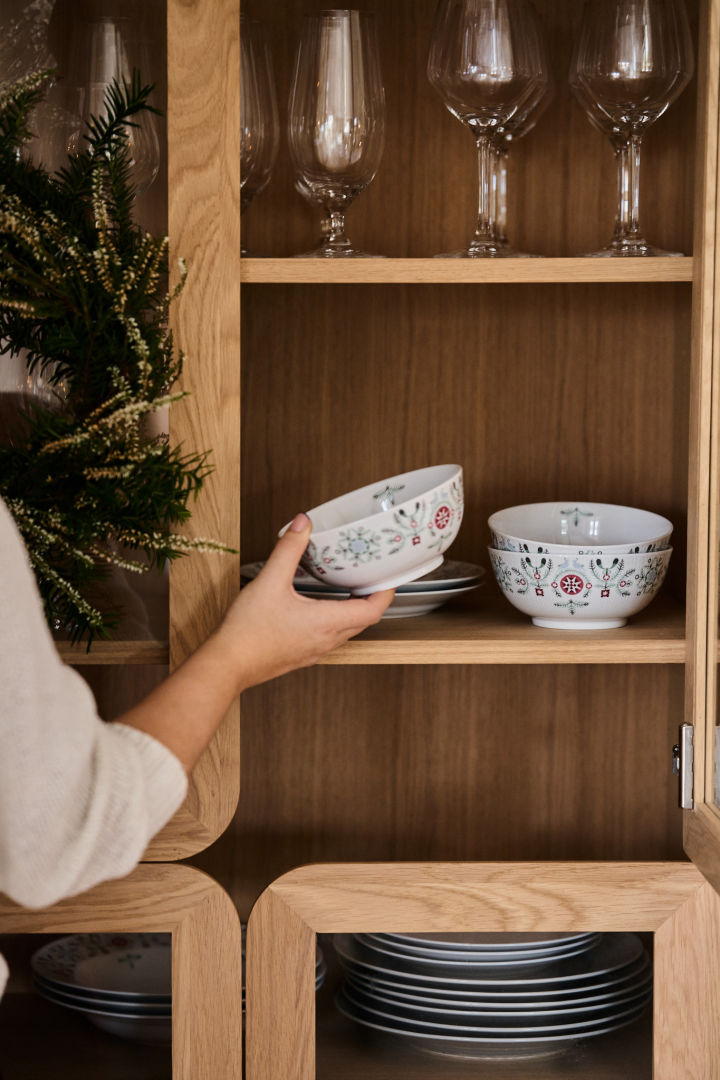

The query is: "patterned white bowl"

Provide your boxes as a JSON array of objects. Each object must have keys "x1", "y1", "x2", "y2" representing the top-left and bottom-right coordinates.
[
  {"x1": 488, "y1": 547, "x2": 672, "y2": 630},
  {"x1": 284, "y1": 465, "x2": 464, "y2": 595},
  {"x1": 489, "y1": 502, "x2": 672, "y2": 557}
]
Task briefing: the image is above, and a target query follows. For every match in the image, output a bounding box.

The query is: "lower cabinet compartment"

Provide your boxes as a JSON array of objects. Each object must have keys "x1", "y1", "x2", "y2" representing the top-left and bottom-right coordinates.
[{"x1": 315, "y1": 931, "x2": 653, "y2": 1079}]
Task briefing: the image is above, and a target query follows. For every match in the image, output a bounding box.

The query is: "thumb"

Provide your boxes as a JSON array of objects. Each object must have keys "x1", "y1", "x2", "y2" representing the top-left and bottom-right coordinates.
[{"x1": 263, "y1": 512, "x2": 313, "y2": 584}]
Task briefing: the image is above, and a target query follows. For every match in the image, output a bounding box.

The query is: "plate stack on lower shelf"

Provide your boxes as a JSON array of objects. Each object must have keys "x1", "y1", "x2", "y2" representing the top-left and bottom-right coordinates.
[
  {"x1": 31, "y1": 933, "x2": 172, "y2": 1045},
  {"x1": 333, "y1": 932, "x2": 652, "y2": 1062}
]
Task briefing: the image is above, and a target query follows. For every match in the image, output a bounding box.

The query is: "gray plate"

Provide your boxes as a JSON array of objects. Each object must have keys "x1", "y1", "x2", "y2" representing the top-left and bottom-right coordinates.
[
  {"x1": 35, "y1": 982, "x2": 172, "y2": 1021},
  {"x1": 359, "y1": 932, "x2": 602, "y2": 964},
  {"x1": 345, "y1": 962, "x2": 652, "y2": 1009},
  {"x1": 335, "y1": 988, "x2": 648, "y2": 1055},
  {"x1": 334, "y1": 933, "x2": 645, "y2": 988},
  {"x1": 343, "y1": 974, "x2": 653, "y2": 1019},
  {"x1": 376, "y1": 931, "x2": 599, "y2": 951},
  {"x1": 340, "y1": 952, "x2": 651, "y2": 1001},
  {"x1": 340, "y1": 982, "x2": 651, "y2": 1034}
]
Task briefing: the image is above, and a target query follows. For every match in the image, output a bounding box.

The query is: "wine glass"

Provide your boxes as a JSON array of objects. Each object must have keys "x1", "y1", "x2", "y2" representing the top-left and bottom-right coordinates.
[
  {"x1": 240, "y1": 15, "x2": 279, "y2": 256},
  {"x1": 65, "y1": 16, "x2": 161, "y2": 197},
  {"x1": 288, "y1": 10, "x2": 385, "y2": 258},
  {"x1": 0, "y1": 349, "x2": 64, "y2": 447},
  {"x1": 570, "y1": 0, "x2": 694, "y2": 257},
  {"x1": 427, "y1": 0, "x2": 546, "y2": 258},
  {"x1": 492, "y1": 72, "x2": 553, "y2": 255}
]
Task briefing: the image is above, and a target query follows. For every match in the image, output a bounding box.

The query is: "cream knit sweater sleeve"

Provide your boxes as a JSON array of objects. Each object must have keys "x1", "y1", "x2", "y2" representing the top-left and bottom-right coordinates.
[{"x1": 0, "y1": 498, "x2": 188, "y2": 995}]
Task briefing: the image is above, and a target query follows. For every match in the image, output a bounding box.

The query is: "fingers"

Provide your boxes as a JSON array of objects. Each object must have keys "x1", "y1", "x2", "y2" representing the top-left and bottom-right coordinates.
[
  {"x1": 329, "y1": 588, "x2": 396, "y2": 628},
  {"x1": 261, "y1": 513, "x2": 312, "y2": 586}
]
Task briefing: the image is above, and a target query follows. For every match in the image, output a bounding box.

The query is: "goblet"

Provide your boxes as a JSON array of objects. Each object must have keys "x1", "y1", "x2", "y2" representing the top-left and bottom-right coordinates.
[
  {"x1": 288, "y1": 10, "x2": 385, "y2": 258},
  {"x1": 571, "y1": 0, "x2": 694, "y2": 256},
  {"x1": 427, "y1": 0, "x2": 546, "y2": 257},
  {"x1": 492, "y1": 75, "x2": 553, "y2": 255},
  {"x1": 65, "y1": 15, "x2": 161, "y2": 197},
  {"x1": 240, "y1": 15, "x2": 279, "y2": 256}
]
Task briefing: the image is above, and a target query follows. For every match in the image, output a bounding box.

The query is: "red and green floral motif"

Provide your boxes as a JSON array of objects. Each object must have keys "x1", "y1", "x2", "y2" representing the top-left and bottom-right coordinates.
[
  {"x1": 426, "y1": 480, "x2": 465, "y2": 553},
  {"x1": 335, "y1": 525, "x2": 383, "y2": 567},
  {"x1": 587, "y1": 557, "x2": 632, "y2": 599},
  {"x1": 302, "y1": 539, "x2": 345, "y2": 577},
  {"x1": 383, "y1": 501, "x2": 429, "y2": 553}
]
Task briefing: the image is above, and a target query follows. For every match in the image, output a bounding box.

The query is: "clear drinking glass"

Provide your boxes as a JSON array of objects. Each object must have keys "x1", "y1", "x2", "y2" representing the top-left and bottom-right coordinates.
[
  {"x1": 492, "y1": 73, "x2": 553, "y2": 255},
  {"x1": 241, "y1": 15, "x2": 279, "y2": 256},
  {"x1": 288, "y1": 10, "x2": 385, "y2": 258},
  {"x1": 427, "y1": 0, "x2": 546, "y2": 257},
  {"x1": 571, "y1": 0, "x2": 694, "y2": 257},
  {"x1": 65, "y1": 16, "x2": 161, "y2": 197},
  {"x1": 0, "y1": 350, "x2": 64, "y2": 447}
]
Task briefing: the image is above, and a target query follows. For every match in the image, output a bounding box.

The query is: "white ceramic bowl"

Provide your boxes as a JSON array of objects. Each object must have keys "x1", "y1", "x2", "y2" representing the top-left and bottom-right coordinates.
[
  {"x1": 488, "y1": 502, "x2": 672, "y2": 557},
  {"x1": 488, "y1": 547, "x2": 672, "y2": 630},
  {"x1": 283, "y1": 466, "x2": 464, "y2": 595}
]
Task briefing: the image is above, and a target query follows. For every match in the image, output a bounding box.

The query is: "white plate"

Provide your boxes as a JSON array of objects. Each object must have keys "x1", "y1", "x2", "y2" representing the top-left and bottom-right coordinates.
[
  {"x1": 345, "y1": 963, "x2": 652, "y2": 1009},
  {"x1": 340, "y1": 953, "x2": 650, "y2": 1001},
  {"x1": 359, "y1": 931, "x2": 601, "y2": 963},
  {"x1": 340, "y1": 982, "x2": 650, "y2": 1034},
  {"x1": 335, "y1": 988, "x2": 648, "y2": 1060},
  {"x1": 32, "y1": 934, "x2": 171, "y2": 1000},
  {"x1": 352, "y1": 933, "x2": 610, "y2": 970},
  {"x1": 34, "y1": 977, "x2": 171, "y2": 1014},
  {"x1": 343, "y1": 974, "x2": 653, "y2": 1018},
  {"x1": 35, "y1": 982, "x2": 172, "y2": 1021},
  {"x1": 376, "y1": 931, "x2": 598, "y2": 951},
  {"x1": 333, "y1": 933, "x2": 645, "y2": 988},
  {"x1": 240, "y1": 561, "x2": 484, "y2": 595},
  {"x1": 299, "y1": 583, "x2": 481, "y2": 618}
]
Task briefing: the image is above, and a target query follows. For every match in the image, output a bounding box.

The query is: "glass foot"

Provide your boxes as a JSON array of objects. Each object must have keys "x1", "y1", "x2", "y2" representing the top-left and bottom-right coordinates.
[
  {"x1": 433, "y1": 246, "x2": 529, "y2": 259},
  {"x1": 293, "y1": 248, "x2": 386, "y2": 258},
  {"x1": 581, "y1": 240, "x2": 686, "y2": 257}
]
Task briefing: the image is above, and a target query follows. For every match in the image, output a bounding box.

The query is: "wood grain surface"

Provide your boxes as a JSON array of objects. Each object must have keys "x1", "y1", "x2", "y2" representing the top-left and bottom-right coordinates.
[
  {"x1": 147, "y1": 0, "x2": 243, "y2": 860},
  {"x1": 0, "y1": 864, "x2": 243, "y2": 1080},
  {"x1": 193, "y1": 664, "x2": 685, "y2": 920},
  {"x1": 239, "y1": 0, "x2": 698, "y2": 261},
  {"x1": 245, "y1": 862, "x2": 708, "y2": 1080}
]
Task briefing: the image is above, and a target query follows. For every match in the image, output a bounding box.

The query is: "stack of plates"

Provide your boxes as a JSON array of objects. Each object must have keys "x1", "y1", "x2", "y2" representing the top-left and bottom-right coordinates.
[
  {"x1": 31, "y1": 933, "x2": 172, "y2": 1045},
  {"x1": 32, "y1": 930, "x2": 327, "y2": 1045},
  {"x1": 240, "y1": 559, "x2": 485, "y2": 618},
  {"x1": 333, "y1": 932, "x2": 652, "y2": 1062}
]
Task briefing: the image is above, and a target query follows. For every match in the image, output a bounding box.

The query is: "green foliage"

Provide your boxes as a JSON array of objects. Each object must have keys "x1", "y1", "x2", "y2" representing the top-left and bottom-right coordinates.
[{"x1": 0, "y1": 71, "x2": 230, "y2": 647}]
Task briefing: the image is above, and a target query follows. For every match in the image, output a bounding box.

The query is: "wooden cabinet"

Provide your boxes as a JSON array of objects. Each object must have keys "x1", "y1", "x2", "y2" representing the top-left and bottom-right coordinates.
[{"x1": 5, "y1": 0, "x2": 720, "y2": 1076}]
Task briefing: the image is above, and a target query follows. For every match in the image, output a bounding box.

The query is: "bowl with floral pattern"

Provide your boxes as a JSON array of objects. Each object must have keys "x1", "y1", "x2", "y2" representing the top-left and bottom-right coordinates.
[
  {"x1": 488, "y1": 547, "x2": 672, "y2": 630},
  {"x1": 488, "y1": 502, "x2": 672, "y2": 557},
  {"x1": 282, "y1": 465, "x2": 464, "y2": 595}
]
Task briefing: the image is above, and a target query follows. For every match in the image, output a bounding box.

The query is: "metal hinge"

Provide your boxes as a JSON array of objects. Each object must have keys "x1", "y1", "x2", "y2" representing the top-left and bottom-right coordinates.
[{"x1": 672, "y1": 724, "x2": 694, "y2": 810}]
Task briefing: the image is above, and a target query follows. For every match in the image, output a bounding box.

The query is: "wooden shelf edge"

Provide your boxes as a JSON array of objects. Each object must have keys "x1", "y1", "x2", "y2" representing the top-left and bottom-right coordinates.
[
  {"x1": 240, "y1": 256, "x2": 694, "y2": 285},
  {"x1": 318, "y1": 596, "x2": 687, "y2": 665},
  {"x1": 57, "y1": 640, "x2": 169, "y2": 666}
]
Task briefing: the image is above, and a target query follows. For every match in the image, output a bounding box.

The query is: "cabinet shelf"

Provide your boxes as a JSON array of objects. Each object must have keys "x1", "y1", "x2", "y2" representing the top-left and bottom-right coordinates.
[
  {"x1": 57, "y1": 640, "x2": 169, "y2": 666},
  {"x1": 240, "y1": 257, "x2": 694, "y2": 286},
  {"x1": 319, "y1": 593, "x2": 685, "y2": 665}
]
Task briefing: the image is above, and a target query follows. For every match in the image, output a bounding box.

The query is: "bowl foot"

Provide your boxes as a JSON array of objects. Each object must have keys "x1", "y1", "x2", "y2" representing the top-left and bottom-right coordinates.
[
  {"x1": 351, "y1": 556, "x2": 444, "y2": 596},
  {"x1": 531, "y1": 617, "x2": 627, "y2": 631}
]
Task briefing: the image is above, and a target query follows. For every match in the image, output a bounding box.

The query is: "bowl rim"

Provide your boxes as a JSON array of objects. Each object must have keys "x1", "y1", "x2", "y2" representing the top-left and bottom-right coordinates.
[
  {"x1": 488, "y1": 501, "x2": 673, "y2": 547},
  {"x1": 280, "y1": 464, "x2": 463, "y2": 543},
  {"x1": 487, "y1": 546, "x2": 674, "y2": 561}
]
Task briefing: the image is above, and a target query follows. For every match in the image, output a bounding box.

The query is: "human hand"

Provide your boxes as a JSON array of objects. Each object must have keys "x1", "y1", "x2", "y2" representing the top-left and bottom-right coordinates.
[{"x1": 214, "y1": 513, "x2": 394, "y2": 693}]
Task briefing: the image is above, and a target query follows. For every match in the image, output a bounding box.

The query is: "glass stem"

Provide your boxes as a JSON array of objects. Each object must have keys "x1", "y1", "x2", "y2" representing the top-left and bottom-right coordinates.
[
  {"x1": 473, "y1": 135, "x2": 496, "y2": 248},
  {"x1": 324, "y1": 209, "x2": 352, "y2": 252},
  {"x1": 495, "y1": 148, "x2": 509, "y2": 246},
  {"x1": 614, "y1": 135, "x2": 643, "y2": 248}
]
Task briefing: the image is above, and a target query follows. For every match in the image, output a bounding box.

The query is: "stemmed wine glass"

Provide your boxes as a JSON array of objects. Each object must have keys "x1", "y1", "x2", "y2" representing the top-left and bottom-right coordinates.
[
  {"x1": 288, "y1": 10, "x2": 385, "y2": 258},
  {"x1": 241, "y1": 14, "x2": 279, "y2": 256},
  {"x1": 570, "y1": 0, "x2": 694, "y2": 257},
  {"x1": 65, "y1": 16, "x2": 161, "y2": 197},
  {"x1": 492, "y1": 73, "x2": 553, "y2": 255},
  {"x1": 427, "y1": 0, "x2": 547, "y2": 258}
]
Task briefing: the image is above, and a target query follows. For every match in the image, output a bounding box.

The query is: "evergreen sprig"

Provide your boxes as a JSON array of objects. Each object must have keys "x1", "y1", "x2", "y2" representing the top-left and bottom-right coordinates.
[{"x1": 0, "y1": 71, "x2": 231, "y2": 647}]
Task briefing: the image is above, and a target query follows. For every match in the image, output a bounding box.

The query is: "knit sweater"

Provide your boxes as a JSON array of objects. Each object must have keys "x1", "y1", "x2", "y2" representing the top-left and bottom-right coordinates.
[{"x1": 0, "y1": 497, "x2": 188, "y2": 999}]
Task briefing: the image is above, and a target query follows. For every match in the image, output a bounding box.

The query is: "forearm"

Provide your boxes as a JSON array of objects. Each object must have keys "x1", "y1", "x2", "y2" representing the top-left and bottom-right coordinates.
[{"x1": 114, "y1": 629, "x2": 242, "y2": 773}]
